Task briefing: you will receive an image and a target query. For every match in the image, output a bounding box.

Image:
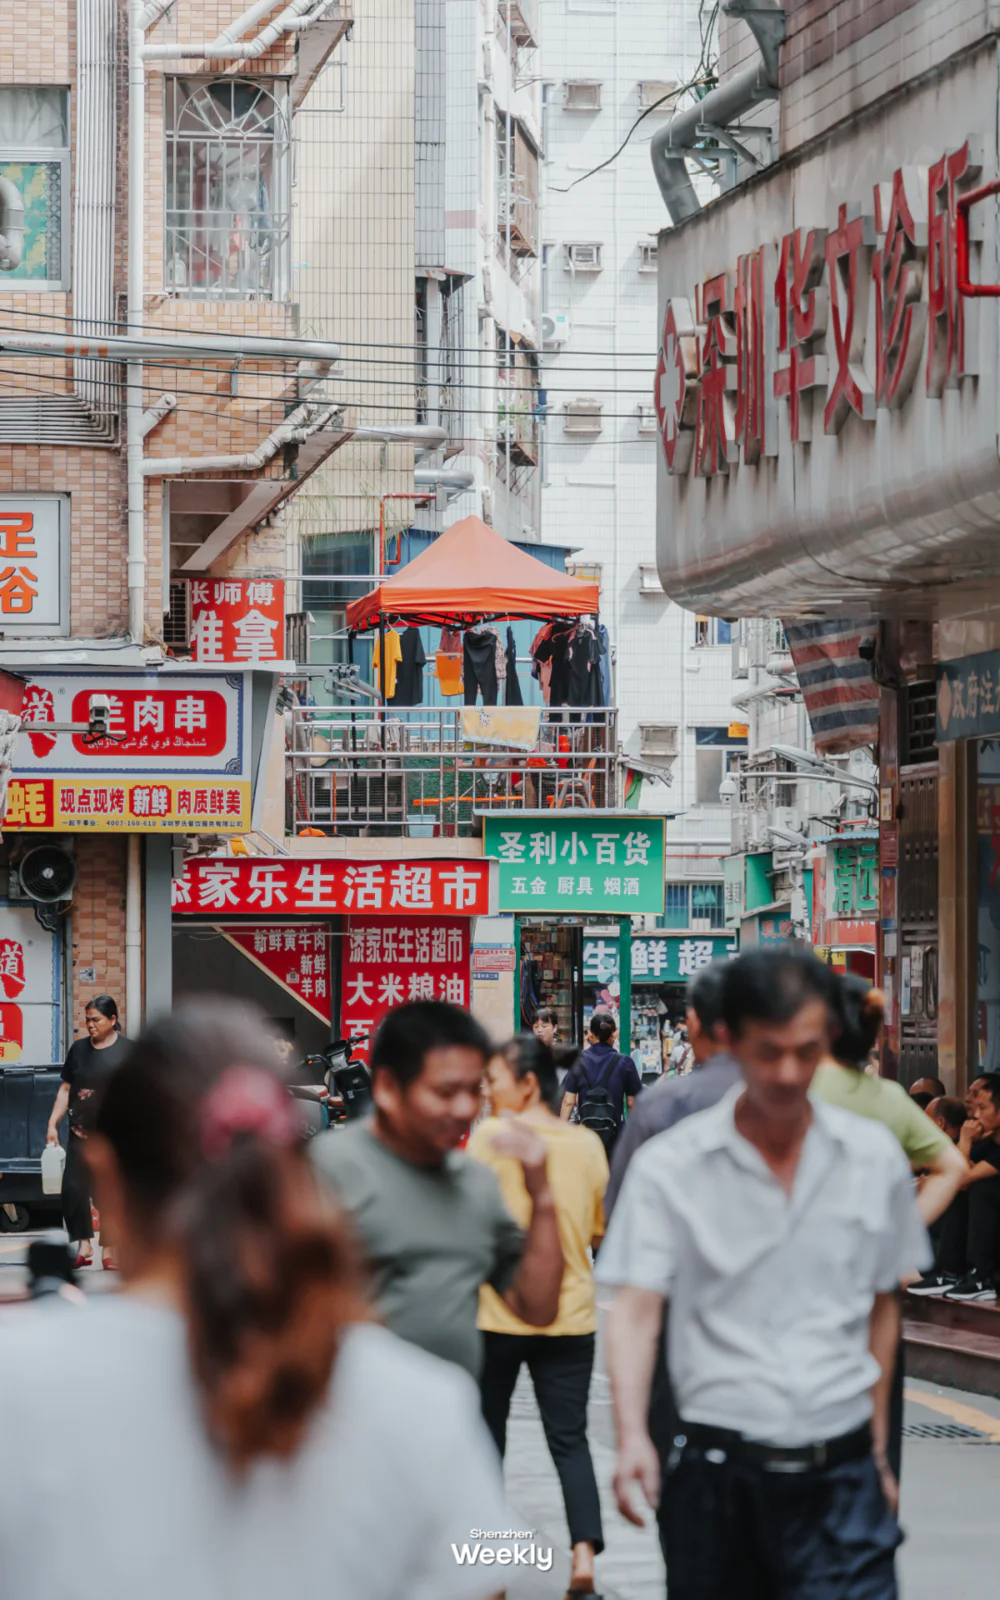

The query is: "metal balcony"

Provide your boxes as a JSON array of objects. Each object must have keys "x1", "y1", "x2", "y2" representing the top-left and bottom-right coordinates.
[{"x1": 286, "y1": 705, "x2": 619, "y2": 837}]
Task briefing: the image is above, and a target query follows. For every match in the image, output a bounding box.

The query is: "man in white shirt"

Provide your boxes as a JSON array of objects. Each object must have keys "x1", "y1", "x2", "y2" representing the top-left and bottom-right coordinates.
[{"x1": 597, "y1": 946, "x2": 929, "y2": 1599}]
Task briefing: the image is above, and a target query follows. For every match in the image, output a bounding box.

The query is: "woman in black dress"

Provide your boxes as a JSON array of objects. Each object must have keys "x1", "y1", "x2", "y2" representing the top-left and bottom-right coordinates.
[{"x1": 46, "y1": 996, "x2": 129, "y2": 1268}]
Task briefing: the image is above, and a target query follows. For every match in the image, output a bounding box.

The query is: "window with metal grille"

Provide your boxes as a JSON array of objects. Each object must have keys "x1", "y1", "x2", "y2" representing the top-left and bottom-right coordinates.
[
  {"x1": 662, "y1": 883, "x2": 689, "y2": 929},
  {"x1": 563, "y1": 398, "x2": 602, "y2": 436},
  {"x1": 691, "y1": 883, "x2": 725, "y2": 929},
  {"x1": 163, "y1": 582, "x2": 190, "y2": 648},
  {"x1": 563, "y1": 81, "x2": 602, "y2": 111},
  {"x1": 902, "y1": 680, "x2": 938, "y2": 764},
  {"x1": 638, "y1": 241, "x2": 658, "y2": 273},
  {"x1": 563, "y1": 242, "x2": 602, "y2": 272},
  {"x1": 165, "y1": 78, "x2": 290, "y2": 301}
]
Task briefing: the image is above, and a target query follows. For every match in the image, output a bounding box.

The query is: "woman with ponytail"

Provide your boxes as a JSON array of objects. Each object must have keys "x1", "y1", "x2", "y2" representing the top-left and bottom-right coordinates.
[{"x1": 0, "y1": 1000, "x2": 507, "y2": 1600}]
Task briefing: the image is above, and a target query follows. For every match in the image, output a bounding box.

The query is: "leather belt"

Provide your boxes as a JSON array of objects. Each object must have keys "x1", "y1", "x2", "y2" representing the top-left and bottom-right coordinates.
[{"x1": 676, "y1": 1420, "x2": 872, "y2": 1475}]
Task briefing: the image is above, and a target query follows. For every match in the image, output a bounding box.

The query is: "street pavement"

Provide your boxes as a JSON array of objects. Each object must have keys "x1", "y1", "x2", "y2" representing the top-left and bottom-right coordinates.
[{"x1": 3, "y1": 1233, "x2": 998, "y2": 1597}]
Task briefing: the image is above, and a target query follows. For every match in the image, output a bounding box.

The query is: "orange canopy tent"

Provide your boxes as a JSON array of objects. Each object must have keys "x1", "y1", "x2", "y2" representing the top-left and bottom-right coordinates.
[{"x1": 345, "y1": 515, "x2": 600, "y2": 631}]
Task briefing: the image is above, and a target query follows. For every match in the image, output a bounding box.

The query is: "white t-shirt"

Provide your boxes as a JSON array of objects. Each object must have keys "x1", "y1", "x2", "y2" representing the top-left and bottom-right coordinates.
[{"x1": 0, "y1": 1298, "x2": 509, "y2": 1600}]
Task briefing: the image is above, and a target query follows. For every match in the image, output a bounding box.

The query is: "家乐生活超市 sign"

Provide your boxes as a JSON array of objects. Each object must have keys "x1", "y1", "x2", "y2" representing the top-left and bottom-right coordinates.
[
  {"x1": 483, "y1": 815, "x2": 665, "y2": 915},
  {"x1": 172, "y1": 857, "x2": 492, "y2": 917}
]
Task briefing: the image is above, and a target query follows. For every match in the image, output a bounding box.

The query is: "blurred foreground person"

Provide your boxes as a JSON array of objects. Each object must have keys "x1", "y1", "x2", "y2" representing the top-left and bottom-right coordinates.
[
  {"x1": 312, "y1": 1001, "x2": 563, "y2": 1377},
  {"x1": 470, "y1": 1037, "x2": 607, "y2": 1597},
  {"x1": 598, "y1": 948, "x2": 930, "y2": 1600},
  {"x1": 0, "y1": 1002, "x2": 508, "y2": 1600}
]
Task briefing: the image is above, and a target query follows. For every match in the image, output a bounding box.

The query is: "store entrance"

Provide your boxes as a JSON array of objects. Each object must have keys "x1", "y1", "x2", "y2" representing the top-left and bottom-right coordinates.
[{"x1": 518, "y1": 919, "x2": 583, "y2": 1045}]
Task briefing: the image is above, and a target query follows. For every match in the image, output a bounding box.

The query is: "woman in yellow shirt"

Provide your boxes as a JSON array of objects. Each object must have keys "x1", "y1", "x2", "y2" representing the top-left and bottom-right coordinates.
[{"x1": 468, "y1": 1036, "x2": 608, "y2": 1600}]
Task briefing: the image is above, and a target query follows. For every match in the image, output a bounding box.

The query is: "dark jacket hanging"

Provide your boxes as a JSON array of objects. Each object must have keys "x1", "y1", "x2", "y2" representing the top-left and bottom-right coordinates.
[
  {"x1": 504, "y1": 626, "x2": 523, "y2": 706},
  {"x1": 390, "y1": 627, "x2": 428, "y2": 707}
]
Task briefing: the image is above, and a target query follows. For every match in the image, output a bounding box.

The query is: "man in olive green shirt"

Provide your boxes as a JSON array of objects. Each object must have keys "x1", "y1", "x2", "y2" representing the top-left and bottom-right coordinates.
[{"x1": 313, "y1": 1002, "x2": 564, "y2": 1377}]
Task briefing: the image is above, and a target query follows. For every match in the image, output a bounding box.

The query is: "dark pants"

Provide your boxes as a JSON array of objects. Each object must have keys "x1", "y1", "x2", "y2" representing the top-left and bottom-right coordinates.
[
  {"x1": 660, "y1": 1440, "x2": 901, "y2": 1599},
  {"x1": 936, "y1": 1176, "x2": 1000, "y2": 1277},
  {"x1": 463, "y1": 633, "x2": 498, "y2": 705},
  {"x1": 480, "y1": 1331, "x2": 604, "y2": 1552},
  {"x1": 61, "y1": 1133, "x2": 94, "y2": 1243}
]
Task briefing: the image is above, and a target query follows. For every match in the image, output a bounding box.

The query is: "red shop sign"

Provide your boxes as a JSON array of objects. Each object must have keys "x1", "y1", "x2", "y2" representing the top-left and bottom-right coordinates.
[
  {"x1": 190, "y1": 578, "x2": 285, "y2": 665},
  {"x1": 69, "y1": 688, "x2": 230, "y2": 758},
  {"x1": 341, "y1": 917, "x2": 471, "y2": 1064},
  {"x1": 172, "y1": 857, "x2": 492, "y2": 917},
  {"x1": 222, "y1": 924, "x2": 331, "y2": 1022}
]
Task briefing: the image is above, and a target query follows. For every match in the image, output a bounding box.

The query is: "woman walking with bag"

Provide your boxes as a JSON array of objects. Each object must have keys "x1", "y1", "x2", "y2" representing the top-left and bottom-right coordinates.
[
  {"x1": 470, "y1": 1035, "x2": 609, "y2": 1600},
  {"x1": 559, "y1": 1012, "x2": 641, "y2": 1155},
  {"x1": 46, "y1": 995, "x2": 129, "y2": 1269}
]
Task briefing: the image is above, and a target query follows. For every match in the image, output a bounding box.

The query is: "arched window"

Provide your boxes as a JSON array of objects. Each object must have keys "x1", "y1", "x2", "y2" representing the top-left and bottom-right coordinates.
[{"x1": 165, "y1": 78, "x2": 290, "y2": 301}]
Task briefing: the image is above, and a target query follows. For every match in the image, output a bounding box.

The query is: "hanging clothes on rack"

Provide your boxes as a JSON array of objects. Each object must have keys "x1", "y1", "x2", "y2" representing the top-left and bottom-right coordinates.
[
  {"x1": 462, "y1": 627, "x2": 500, "y2": 706},
  {"x1": 504, "y1": 626, "x2": 523, "y2": 706},
  {"x1": 390, "y1": 627, "x2": 427, "y2": 706},
  {"x1": 597, "y1": 622, "x2": 611, "y2": 707},
  {"x1": 530, "y1": 624, "x2": 554, "y2": 704},
  {"x1": 372, "y1": 626, "x2": 402, "y2": 699},
  {"x1": 534, "y1": 622, "x2": 576, "y2": 707},
  {"x1": 435, "y1": 626, "x2": 464, "y2": 696}
]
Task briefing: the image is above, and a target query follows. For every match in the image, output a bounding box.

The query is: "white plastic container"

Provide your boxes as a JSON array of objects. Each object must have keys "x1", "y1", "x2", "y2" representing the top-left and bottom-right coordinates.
[{"x1": 41, "y1": 1143, "x2": 66, "y2": 1196}]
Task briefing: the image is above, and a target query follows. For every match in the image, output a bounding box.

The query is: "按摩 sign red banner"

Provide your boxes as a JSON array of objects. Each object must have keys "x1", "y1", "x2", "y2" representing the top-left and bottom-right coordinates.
[
  {"x1": 341, "y1": 917, "x2": 471, "y2": 1064},
  {"x1": 171, "y1": 857, "x2": 492, "y2": 917},
  {"x1": 190, "y1": 578, "x2": 285, "y2": 665},
  {"x1": 221, "y1": 924, "x2": 331, "y2": 1022}
]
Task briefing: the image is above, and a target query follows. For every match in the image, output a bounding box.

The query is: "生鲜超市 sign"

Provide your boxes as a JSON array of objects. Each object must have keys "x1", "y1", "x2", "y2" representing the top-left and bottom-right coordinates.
[{"x1": 483, "y1": 815, "x2": 665, "y2": 915}]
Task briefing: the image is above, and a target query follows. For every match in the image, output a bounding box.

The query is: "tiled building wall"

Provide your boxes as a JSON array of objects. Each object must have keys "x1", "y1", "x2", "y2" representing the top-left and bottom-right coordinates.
[
  {"x1": 70, "y1": 835, "x2": 128, "y2": 1038},
  {"x1": 539, "y1": 0, "x2": 742, "y2": 876}
]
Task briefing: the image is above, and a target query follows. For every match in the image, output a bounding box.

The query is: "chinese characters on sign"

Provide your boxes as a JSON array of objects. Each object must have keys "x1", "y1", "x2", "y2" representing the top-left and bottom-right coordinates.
[
  {"x1": 657, "y1": 141, "x2": 982, "y2": 477},
  {"x1": 936, "y1": 647, "x2": 1000, "y2": 742},
  {"x1": 224, "y1": 925, "x2": 331, "y2": 1021},
  {"x1": 3, "y1": 777, "x2": 250, "y2": 833},
  {"x1": 582, "y1": 935, "x2": 737, "y2": 986},
  {"x1": 341, "y1": 918, "x2": 470, "y2": 1064},
  {"x1": 484, "y1": 815, "x2": 666, "y2": 914},
  {"x1": 171, "y1": 858, "x2": 492, "y2": 917},
  {"x1": 829, "y1": 839, "x2": 879, "y2": 918},
  {"x1": 0, "y1": 497, "x2": 66, "y2": 633},
  {"x1": 190, "y1": 578, "x2": 285, "y2": 665}
]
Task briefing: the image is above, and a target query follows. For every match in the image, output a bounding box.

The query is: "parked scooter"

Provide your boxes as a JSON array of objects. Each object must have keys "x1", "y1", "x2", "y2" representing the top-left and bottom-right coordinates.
[{"x1": 287, "y1": 1034, "x2": 372, "y2": 1135}]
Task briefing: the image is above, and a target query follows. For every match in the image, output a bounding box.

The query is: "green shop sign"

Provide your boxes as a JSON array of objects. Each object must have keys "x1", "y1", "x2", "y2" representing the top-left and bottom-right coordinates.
[
  {"x1": 483, "y1": 814, "x2": 666, "y2": 914},
  {"x1": 583, "y1": 934, "x2": 737, "y2": 984}
]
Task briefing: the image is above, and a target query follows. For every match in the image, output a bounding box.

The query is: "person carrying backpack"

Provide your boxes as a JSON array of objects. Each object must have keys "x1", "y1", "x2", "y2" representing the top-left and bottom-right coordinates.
[{"x1": 560, "y1": 1012, "x2": 642, "y2": 1155}]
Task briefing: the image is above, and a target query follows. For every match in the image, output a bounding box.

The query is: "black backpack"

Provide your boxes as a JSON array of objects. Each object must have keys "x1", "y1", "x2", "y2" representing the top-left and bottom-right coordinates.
[{"x1": 576, "y1": 1054, "x2": 622, "y2": 1151}]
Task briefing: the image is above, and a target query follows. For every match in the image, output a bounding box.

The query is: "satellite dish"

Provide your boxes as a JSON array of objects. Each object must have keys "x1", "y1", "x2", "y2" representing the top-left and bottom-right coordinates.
[{"x1": 18, "y1": 845, "x2": 76, "y2": 904}]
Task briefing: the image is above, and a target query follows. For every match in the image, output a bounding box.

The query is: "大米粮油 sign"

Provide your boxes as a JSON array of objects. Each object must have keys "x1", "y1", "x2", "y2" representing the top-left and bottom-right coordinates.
[{"x1": 483, "y1": 814, "x2": 665, "y2": 915}]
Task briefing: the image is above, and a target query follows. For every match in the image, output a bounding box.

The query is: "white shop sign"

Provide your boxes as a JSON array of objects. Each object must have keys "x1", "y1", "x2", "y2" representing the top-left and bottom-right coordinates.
[{"x1": 0, "y1": 496, "x2": 69, "y2": 635}]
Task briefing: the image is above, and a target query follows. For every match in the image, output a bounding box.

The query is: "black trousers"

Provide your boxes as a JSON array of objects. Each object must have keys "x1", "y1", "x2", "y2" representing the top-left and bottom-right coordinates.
[
  {"x1": 936, "y1": 1176, "x2": 1000, "y2": 1276},
  {"x1": 660, "y1": 1440, "x2": 901, "y2": 1599},
  {"x1": 480, "y1": 1331, "x2": 604, "y2": 1552},
  {"x1": 463, "y1": 633, "x2": 498, "y2": 706},
  {"x1": 61, "y1": 1133, "x2": 94, "y2": 1242}
]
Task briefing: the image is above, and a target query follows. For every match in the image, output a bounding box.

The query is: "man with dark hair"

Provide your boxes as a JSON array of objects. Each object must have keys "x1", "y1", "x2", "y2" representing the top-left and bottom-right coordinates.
[
  {"x1": 604, "y1": 961, "x2": 738, "y2": 1218},
  {"x1": 909, "y1": 1075, "x2": 946, "y2": 1111},
  {"x1": 926, "y1": 1096, "x2": 966, "y2": 1141},
  {"x1": 597, "y1": 947, "x2": 928, "y2": 1600},
  {"x1": 312, "y1": 1001, "x2": 564, "y2": 1375}
]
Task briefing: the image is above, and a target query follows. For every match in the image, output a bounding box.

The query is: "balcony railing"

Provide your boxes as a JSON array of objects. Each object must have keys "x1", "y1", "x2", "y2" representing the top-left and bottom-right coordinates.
[{"x1": 286, "y1": 706, "x2": 619, "y2": 837}]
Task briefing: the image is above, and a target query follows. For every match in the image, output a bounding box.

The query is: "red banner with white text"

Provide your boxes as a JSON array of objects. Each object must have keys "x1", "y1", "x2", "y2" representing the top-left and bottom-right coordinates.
[
  {"x1": 171, "y1": 857, "x2": 492, "y2": 917},
  {"x1": 221, "y1": 923, "x2": 332, "y2": 1022},
  {"x1": 341, "y1": 917, "x2": 471, "y2": 1064}
]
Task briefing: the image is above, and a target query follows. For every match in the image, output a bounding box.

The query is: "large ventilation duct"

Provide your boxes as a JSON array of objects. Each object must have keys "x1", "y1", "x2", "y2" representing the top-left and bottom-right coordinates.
[{"x1": 651, "y1": 2, "x2": 785, "y2": 224}]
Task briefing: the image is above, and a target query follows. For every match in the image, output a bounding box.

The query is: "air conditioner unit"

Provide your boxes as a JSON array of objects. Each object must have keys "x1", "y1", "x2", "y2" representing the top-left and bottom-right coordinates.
[
  {"x1": 542, "y1": 312, "x2": 571, "y2": 346},
  {"x1": 640, "y1": 723, "x2": 679, "y2": 760},
  {"x1": 639, "y1": 563, "x2": 665, "y2": 592},
  {"x1": 638, "y1": 80, "x2": 678, "y2": 111},
  {"x1": 564, "y1": 81, "x2": 602, "y2": 111},
  {"x1": 563, "y1": 243, "x2": 602, "y2": 273},
  {"x1": 9, "y1": 842, "x2": 76, "y2": 906},
  {"x1": 563, "y1": 399, "x2": 603, "y2": 436}
]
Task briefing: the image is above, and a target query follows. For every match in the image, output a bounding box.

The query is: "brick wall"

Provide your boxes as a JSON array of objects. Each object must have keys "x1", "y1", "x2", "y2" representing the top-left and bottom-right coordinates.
[
  {"x1": 781, "y1": 0, "x2": 922, "y2": 87},
  {"x1": 69, "y1": 836, "x2": 128, "y2": 1040}
]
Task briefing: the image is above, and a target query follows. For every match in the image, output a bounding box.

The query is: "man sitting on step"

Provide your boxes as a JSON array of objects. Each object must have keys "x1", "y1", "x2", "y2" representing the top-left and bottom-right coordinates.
[{"x1": 909, "y1": 1074, "x2": 1000, "y2": 1303}]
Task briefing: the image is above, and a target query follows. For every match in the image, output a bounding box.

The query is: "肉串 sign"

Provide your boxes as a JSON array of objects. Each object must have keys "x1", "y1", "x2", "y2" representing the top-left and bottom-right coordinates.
[
  {"x1": 190, "y1": 578, "x2": 285, "y2": 665},
  {"x1": 171, "y1": 857, "x2": 492, "y2": 917},
  {"x1": 483, "y1": 815, "x2": 665, "y2": 914},
  {"x1": 0, "y1": 497, "x2": 67, "y2": 634},
  {"x1": 342, "y1": 917, "x2": 470, "y2": 1064},
  {"x1": 583, "y1": 934, "x2": 737, "y2": 985}
]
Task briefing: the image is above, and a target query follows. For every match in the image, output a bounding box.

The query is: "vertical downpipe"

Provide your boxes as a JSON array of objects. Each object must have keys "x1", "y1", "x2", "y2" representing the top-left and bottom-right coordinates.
[
  {"x1": 125, "y1": 834, "x2": 143, "y2": 1032},
  {"x1": 74, "y1": 0, "x2": 117, "y2": 413},
  {"x1": 127, "y1": 0, "x2": 146, "y2": 640}
]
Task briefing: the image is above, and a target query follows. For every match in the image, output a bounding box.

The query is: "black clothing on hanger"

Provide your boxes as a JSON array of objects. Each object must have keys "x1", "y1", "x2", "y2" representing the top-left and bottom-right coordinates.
[
  {"x1": 463, "y1": 628, "x2": 499, "y2": 706},
  {"x1": 504, "y1": 626, "x2": 523, "y2": 706},
  {"x1": 390, "y1": 626, "x2": 428, "y2": 706}
]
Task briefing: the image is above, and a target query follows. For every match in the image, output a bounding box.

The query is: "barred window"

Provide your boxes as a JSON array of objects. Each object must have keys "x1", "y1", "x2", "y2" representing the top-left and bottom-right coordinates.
[
  {"x1": 165, "y1": 78, "x2": 290, "y2": 301},
  {"x1": 0, "y1": 87, "x2": 70, "y2": 289}
]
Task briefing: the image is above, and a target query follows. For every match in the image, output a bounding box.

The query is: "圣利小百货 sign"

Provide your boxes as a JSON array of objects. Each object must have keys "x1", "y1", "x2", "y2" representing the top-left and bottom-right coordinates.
[{"x1": 483, "y1": 815, "x2": 665, "y2": 915}]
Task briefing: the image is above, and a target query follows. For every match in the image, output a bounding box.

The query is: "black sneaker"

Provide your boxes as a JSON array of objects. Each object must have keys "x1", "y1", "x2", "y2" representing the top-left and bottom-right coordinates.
[
  {"x1": 943, "y1": 1273, "x2": 998, "y2": 1303},
  {"x1": 906, "y1": 1271, "x2": 958, "y2": 1297}
]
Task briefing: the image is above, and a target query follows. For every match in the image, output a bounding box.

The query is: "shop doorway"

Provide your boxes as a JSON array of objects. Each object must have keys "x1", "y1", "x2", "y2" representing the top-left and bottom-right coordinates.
[{"x1": 518, "y1": 919, "x2": 583, "y2": 1044}]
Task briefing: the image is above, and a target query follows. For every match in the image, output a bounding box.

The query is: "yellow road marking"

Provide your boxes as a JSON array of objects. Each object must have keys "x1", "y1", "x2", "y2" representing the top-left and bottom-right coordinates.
[{"x1": 903, "y1": 1385, "x2": 1000, "y2": 1441}]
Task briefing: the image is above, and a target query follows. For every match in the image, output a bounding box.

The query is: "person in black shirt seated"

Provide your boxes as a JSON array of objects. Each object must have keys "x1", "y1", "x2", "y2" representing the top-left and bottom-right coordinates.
[{"x1": 913, "y1": 1074, "x2": 1000, "y2": 1302}]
